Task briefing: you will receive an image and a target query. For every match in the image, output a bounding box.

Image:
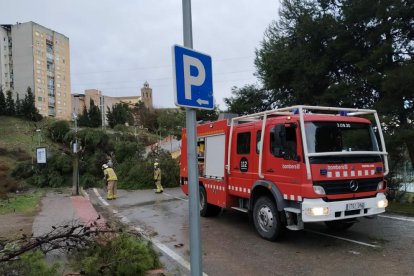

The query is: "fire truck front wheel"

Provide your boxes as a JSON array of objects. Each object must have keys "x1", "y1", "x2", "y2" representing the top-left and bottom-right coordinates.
[
  {"x1": 253, "y1": 196, "x2": 284, "y2": 241},
  {"x1": 199, "y1": 185, "x2": 221, "y2": 217}
]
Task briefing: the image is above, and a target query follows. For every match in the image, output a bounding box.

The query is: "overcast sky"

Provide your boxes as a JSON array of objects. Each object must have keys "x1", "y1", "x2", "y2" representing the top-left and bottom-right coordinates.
[{"x1": 1, "y1": 0, "x2": 280, "y2": 110}]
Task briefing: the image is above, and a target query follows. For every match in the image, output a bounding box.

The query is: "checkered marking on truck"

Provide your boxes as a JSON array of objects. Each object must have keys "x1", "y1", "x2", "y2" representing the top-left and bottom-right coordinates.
[
  {"x1": 327, "y1": 169, "x2": 376, "y2": 178},
  {"x1": 283, "y1": 194, "x2": 303, "y2": 202}
]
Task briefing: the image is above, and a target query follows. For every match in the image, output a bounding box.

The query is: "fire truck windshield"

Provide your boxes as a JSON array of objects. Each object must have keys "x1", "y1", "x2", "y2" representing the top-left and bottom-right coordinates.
[{"x1": 305, "y1": 122, "x2": 379, "y2": 153}]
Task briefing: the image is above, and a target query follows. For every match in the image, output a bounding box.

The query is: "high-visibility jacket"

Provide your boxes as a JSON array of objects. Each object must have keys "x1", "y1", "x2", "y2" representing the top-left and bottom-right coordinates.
[{"x1": 104, "y1": 167, "x2": 118, "y2": 181}]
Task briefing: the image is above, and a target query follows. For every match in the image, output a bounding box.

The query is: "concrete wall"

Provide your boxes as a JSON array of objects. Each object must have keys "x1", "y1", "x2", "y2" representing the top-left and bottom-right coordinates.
[
  {"x1": 0, "y1": 26, "x2": 11, "y2": 92},
  {"x1": 11, "y1": 22, "x2": 34, "y2": 99}
]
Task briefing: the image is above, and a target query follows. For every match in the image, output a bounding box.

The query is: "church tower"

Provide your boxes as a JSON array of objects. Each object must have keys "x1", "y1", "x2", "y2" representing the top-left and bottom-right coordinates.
[{"x1": 140, "y1": 81, "x2": 153, "y2": 110}]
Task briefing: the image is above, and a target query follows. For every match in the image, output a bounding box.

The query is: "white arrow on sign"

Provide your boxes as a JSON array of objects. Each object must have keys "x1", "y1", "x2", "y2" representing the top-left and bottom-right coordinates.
[{"x1": 196, "y1": 98, "x2": 209, "y2": 105}]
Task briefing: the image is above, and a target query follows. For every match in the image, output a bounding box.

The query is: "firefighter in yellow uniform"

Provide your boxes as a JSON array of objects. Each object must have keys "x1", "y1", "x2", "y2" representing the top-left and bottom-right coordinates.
[
  {"x1": 153, "y1": 162, "x2": 163, "y2": 193},
  {"x1": 102, "y1": 164, "x2": 118, "y2": 200}
]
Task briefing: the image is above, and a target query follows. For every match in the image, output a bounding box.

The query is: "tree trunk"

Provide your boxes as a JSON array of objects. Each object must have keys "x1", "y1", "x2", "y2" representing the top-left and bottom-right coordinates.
[{"x1": 405, "y1": 139, "x2": 414, "y2": 170}]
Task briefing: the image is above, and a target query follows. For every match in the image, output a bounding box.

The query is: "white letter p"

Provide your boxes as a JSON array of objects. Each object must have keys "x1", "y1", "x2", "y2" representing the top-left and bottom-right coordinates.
[{"x1": 183, "y1": 55, "x2": 205, "y2": 100}]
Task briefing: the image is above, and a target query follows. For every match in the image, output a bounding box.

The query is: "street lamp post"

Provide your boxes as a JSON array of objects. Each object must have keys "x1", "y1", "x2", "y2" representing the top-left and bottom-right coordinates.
[
  {"x1": 72, "y1": 94, "x2": 81, "y2": 196},
  {"x1": 36, "y1": 129, "x2": 41, "y2": 147}
]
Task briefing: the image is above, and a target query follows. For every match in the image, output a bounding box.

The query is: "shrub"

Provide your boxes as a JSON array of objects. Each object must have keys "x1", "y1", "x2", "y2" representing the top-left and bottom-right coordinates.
[
  {"x1": 80, "y1": 173, "x2": 100, "y2": 189},
  {"x1": 11, "y1": 161, "x2": 33, "y2": 179},
  {"x1": 70, "y1": 233, "x2": 160, "y2": 275},
  {"x1": 147, "y1": 149, "x2": 180, "y2": 187},
  {"x1": 117, "y1": 162, "x2": 153, "y2": 189},
  {"x1": 0, "y1": 250, "x2": 60, "y2": 275},
  {"x1": 48, "y1": 120, "x2": 70, "y2": 143}
]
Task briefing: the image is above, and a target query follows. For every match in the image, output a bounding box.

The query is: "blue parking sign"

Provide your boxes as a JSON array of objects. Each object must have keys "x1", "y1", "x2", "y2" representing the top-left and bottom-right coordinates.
[{"x1": 172, "y1": 45, "x2": 214, "y2": 110}]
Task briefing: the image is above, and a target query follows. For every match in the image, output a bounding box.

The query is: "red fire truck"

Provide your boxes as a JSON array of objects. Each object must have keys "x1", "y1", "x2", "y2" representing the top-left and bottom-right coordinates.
[{"x1": 180, "y1": 105, "x2": 389, "y2": 240}]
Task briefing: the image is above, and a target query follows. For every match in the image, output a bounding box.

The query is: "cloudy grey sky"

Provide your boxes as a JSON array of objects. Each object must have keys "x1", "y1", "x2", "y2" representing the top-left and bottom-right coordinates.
[{"x1": 1, "y1": 0, "x2": 280, "y2": 110}]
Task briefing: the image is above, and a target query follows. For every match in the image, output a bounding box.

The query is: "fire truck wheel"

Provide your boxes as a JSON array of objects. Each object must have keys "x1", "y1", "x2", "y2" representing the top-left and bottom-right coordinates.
[
  {"x1": 253, "y1": 196, "x2": 283, "y2": 241},
  {"x1": 199, "y1": 185, "x2": 221, "y2": 217},
  {"x1": 325, "y1": 219, "x2": 355, "y2": 231}
]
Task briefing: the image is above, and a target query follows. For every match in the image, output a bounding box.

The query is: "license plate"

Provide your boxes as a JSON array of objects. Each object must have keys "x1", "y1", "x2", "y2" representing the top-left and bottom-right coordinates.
[{"x1": 346, "y1": 202, "x2": 365, "y2": 211}]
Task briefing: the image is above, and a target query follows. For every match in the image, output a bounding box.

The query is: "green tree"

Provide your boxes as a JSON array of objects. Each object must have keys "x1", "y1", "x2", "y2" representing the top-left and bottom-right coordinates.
[
  {"x1": 157, "y1": 108, "x2": 185, "y2": 138},
  {"x1": 15, "y1": 93, "x2": 22, "y2": 116},
  {"x1": 107, "y1": 103, "x2": 130, "y2": 128},
  {"x1": 224, "y1": 85, "x2": 274, "y2": 115},
  {"x1": 48, "y1": 120, "x2": 70, "y2": 143},
  {"x1": 196, "y1": 104, "x2": 219, "y2": 122},
  {"x1": 252, "y1": 0, "x2": 414, "y2": 167},
  {"x1": 78, "y1": 105, "x2": 90, "y2": 127},
  {"x1": 88, "y1": 99, "x2": 102, "y2": 128},
  {"x1": 131, "y1": 102, "x2": 158, "y2": 131},
  {"x1": 0, "y1": 89, "x2": 6, "y2": 115},
  {"x1": 21, "y1": 87, "x2": 41, "y2": 121},
  {"x1": 5, "y1": 90, "x2": 15, "y2": 116}
]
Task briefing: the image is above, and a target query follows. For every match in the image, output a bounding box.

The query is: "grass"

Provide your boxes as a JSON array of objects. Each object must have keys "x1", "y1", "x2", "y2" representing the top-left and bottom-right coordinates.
[
  {"x1": 387, "y1": 201, "x2": 414, "y2": 216},
  {"x1": 0, "y1": 191, "x2": 43, "y2": 215}
]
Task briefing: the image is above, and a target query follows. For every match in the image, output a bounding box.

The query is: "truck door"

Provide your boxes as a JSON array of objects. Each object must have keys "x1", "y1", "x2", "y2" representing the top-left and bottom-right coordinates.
[
  {"x1": 228, "y1": 126, "x2": 255, "y2": 196},
  {"x1": 263, "y1": 123, "x2": 302, "y2": 199}
]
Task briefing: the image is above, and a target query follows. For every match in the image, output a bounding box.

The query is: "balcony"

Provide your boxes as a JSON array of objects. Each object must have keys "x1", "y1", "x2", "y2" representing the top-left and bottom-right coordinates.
[
  {"x1": 48, "y1": 107, "x2": 55, "y2": 117},
  {"x1": 48, "y1": 98, "x2": 55, "y2": 107}
]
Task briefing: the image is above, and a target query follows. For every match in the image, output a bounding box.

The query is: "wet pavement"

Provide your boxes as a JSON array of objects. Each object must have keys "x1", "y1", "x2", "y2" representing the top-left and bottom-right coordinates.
[
  {"x1": 33, "y1": 190, "x2": 105, "y2": 237},
  {"x1": 86, "y1": 187, "x2": 414, "y2": 276}
]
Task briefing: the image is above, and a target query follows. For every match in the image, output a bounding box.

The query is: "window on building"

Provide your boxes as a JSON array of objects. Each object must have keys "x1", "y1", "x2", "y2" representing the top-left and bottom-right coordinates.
[{"x1": 38, "y1": 97, "x2": 42, "y2": 102}]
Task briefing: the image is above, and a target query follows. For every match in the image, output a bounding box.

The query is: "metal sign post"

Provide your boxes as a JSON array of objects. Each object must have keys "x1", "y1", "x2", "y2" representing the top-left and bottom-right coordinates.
[{"x1": 176, "y1": 0, "x2": 212, "y2": 275}]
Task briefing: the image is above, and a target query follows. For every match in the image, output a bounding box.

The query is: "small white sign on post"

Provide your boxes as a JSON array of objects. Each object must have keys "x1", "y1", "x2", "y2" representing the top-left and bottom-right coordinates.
[{"x1": 36, "y1": 147, "x2": 47, "y2": 164}]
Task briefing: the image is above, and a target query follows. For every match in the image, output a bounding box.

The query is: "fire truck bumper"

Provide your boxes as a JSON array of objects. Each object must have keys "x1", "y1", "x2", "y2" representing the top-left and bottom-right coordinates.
[{"x1": 301, "y1": 193, "x2": 387, "y2": 222}]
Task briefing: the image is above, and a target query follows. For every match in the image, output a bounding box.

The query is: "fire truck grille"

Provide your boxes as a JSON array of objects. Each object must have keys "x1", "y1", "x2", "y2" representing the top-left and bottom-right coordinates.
[{"x1": 313, "y1": 178, "x2": 382, "y2": 195}]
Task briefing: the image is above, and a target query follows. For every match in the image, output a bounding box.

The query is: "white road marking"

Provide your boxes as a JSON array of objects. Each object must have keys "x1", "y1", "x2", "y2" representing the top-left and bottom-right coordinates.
[
  {"x1": 163, "y1": 192, "x2": 188, "y2": 202},
  {"x1": 379, "y1": 214, "x2": 414, "y2": 223},
  {"x1": 93, "y1": 188, "x2": 109, "y2": 206},
  {"x1": 81, "y1": 187, "x2": 90, "y2": 200},
  {"x1": 305, "y1": 229, "x2": 380, "y2": 248},
  {"x1": 92, "y1": 188, "x2": 206, "y2": 275}
]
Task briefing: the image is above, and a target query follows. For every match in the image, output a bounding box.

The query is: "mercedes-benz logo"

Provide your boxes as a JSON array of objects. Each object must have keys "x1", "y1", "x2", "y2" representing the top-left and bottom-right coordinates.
[{"x1": 349, "y1": 180, "x2": 359, "y2": 192}]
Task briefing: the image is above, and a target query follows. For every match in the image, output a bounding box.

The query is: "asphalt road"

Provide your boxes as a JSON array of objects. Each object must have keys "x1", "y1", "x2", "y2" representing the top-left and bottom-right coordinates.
[{"x1": 87, "y1": 187, "x2": 414, "y2": 276}]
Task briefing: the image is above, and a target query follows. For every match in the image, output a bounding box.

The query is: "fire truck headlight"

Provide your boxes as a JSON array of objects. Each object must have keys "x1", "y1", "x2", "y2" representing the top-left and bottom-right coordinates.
[
  {"x1": 377, "y1": 180, "x2": 386, "y2": 190},
  {"x1": 306, "y1": 207, "x2": 329, "y2": 216},
  {"x1": 377, "y1": 199, "x2": 388, "y2": 209},
  {"x1": 313, "y1": 186, "x2": 326, "y2": 195}
]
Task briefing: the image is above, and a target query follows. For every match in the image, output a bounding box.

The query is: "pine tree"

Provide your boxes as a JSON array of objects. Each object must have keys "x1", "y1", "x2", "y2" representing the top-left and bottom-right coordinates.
[
  {"x1": 88, "y1": 99, "x2": 102, "y2": 128},
  {"x1": 5, "y1": 90, "x2": 15, "y2": 116},
  {"x1": 78, "y1": 105, "x2": 90, "y2": 127},
  {"x1": 21, "y1": 87, "x2": 41, "y2": 121},
  {"x1": 15, "y1": 93, "x2": 22, "y2": 116},
  {"x1": 0, "y1": 89, "x2": 6, "y2": 115}
]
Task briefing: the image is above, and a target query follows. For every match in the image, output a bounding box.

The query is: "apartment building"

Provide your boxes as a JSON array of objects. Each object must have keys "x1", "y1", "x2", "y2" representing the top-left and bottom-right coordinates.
[
  {"x1": 0, "y1": 22, "x2": 71, "y2": 119},
  {"x1": 72, "y1": 82, "x2": 154, "y2": 126}
]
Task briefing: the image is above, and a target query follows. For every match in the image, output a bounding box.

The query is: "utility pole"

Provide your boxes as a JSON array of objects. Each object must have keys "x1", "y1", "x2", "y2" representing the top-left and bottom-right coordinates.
[{"x1": 72, "y1": 95, "x2": 80, "y2": 196}]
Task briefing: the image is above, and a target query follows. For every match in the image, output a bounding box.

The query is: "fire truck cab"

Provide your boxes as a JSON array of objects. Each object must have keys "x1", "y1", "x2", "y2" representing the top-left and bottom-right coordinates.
[{"x1": 180, "y1": 105, "x2": 389, "y2": 240}]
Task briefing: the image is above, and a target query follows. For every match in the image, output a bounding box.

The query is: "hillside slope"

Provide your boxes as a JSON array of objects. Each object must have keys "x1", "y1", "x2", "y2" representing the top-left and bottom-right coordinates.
[{"x1": 0, "y1": 116, "x2": 55, "y2": 194}]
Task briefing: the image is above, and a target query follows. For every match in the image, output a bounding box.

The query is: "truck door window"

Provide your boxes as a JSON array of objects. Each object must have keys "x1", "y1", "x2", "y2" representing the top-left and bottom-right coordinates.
[
  {"x1": 284, "y1": 126, "x2": 297, "y2": 160},
  {"x1": 270, "y1": 124, "x2": 298, "y2": 160},
  {"x1": 237, "y1": 132, "x2": 251, "y2": 154}
]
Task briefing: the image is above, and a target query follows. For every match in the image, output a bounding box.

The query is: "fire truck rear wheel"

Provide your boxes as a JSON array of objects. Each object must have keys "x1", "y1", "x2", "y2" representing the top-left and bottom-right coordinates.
[
  {"x1": 253, "y1": 196, "x2": 283, "y2": 241},
  {"x1": 325, "y1": 219, "x2": 355, "y2": 231},
  {"x1": 199, "y1": 185, "x2": 221, "y2": 217}
]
